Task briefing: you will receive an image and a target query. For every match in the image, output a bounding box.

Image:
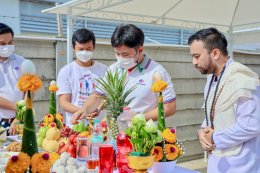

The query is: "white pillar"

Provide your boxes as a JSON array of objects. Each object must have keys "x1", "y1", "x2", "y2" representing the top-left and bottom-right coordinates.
[{"x1": 66, "y1": 7, "x2": 73, "y2": 64}]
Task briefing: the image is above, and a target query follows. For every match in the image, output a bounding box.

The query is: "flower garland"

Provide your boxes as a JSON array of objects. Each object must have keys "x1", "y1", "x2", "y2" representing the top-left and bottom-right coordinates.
[
  {"x1": 17, "y1": 74, "x2": 42, "y2": 92},
  {"x1": 153, "y1": 128, "x2": 184, "y2": 162},
  {"x1": 5, "y1": 152, "x2": 60, "y2": 173},
  {"x1": 5, "y1": 152, "x2": 30, "y2": 173}
]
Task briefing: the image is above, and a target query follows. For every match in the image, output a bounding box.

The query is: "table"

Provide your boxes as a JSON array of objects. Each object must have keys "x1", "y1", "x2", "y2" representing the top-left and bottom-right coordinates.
[{"x1": 112, "y1": 167, "x2": 199, "y2": 173}]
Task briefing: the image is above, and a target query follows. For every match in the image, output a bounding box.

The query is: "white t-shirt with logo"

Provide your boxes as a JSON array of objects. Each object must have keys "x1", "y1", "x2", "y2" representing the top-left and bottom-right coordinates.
[
  {"x1": 0, "y1": 54, "x2": 24, "y2": 119},
  {"x1": 57, "y1": 61, "x2": 107, "y2": 125},
  {"x1": 95, "y1": 55, "x2": 176, "y2": 114}
]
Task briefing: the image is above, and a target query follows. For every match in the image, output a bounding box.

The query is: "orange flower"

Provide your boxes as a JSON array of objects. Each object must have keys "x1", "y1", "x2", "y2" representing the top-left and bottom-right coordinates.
[
  {"x1": 5, "y1": 152, "x2": 30, "y2": 173},
  {"x1": 31, "y1": 152, "x2": 52, "y2": 173},
  {"x1": 162, "y1": 128, "x2": 176, "y2": 143},
  {"x1": 49, "y1": 85, "x2": 59, "y2": 92},
  {"x1": 56, "y1": 113, "x2": 64, "y2": 122},
  {"x1": 48, "y1": 122, "x2": 57, "y2": 128},
  {"x1": 17, "y1": 74, "x2": 42, "y2": 92},
  {"x1": 44, "y1": 114, "x2": 54, "y2": 123},
  {"x1": 165, "y1": 144, "x2": 179, "y2": 160},
  {"x1": 152, "y1": 146, "x2": 164, "y2": 162},
  {"x1": 49, "y1": 152, "x2": 60, "y2": 165},
  {"x1": 151, "y1": 80, "x2": 168, "y2": 93}
]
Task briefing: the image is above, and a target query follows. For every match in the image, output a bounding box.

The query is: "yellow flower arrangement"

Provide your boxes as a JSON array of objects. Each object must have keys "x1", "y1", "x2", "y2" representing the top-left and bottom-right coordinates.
[
  {"x1": 152, "y1": 128, "x2": 184, "y2": 162},
  {"x1": 17, "y1": 74, "x2": 42, "y2": 92},
  {"x1": 165, "y1": 144, "x2": 179, "y2": 160},
  {"x1": 56, "y1": 113, "x2": 64, "y2": 122},
  {"x1": 162, "y1": 128, "x2": 176, "y2": 143},
  {"x1": 5, "y1": 152, "x2": 31, "y2": 173},
  {"x1": 49, "y1": 85, "x2": 59, "y2": 92},
  {"x1": 44, "y1": 114, "x2": 55, "y2": 123},
  {"x1": 31, "y1": 152, "x2": 52, "y2": 173},
  {"x1": 48, "y1": 122, "x2": 57, "y2": 128},
  {"x1": 153, "y1": 146, "x2": 164, "y2": 162},
  {"x1": 151, "y1": 80, "x2": 168, "y2": 93}
]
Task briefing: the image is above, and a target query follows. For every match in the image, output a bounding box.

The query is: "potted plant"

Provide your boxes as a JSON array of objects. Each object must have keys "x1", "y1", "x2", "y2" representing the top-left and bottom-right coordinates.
[{"x1": 125, "y1": 113, "x2": 162, "y2": 173}]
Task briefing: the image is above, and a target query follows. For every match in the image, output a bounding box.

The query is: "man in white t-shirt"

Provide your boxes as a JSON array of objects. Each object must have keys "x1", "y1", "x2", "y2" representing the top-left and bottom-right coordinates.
[
  {"x1": 72, "y1": 24, "x2": 176, "y2": 122},
  {"x1": 0, "y1": 23, "x2": 25, "y2": 135},
  {"x1": 57, "y1": 28, "x2": 107, "y2": 126}
]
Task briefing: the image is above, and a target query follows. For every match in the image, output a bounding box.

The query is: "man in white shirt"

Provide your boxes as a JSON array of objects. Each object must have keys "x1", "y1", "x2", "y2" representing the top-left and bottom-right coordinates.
[
  {"x1": 57, "y1": 28, "x2": 107, "y2": 126},
  {"x1": 72, "y1": 24, "x2": 176, "y2": 122},
  {"x1": 188, "y1": 28, "x2": 260, "y2": 173},
  {"x1": 0, "y1": 23, "x2": 25, "y2": 135}
]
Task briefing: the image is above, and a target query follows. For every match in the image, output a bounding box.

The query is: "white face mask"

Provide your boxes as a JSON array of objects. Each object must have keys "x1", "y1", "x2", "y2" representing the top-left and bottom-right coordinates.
[
  {"x1": 116, "y1": 56, "x2": 137, "y2": 70},
  {"x1": 0, "y1": 45, "x2": 14, "y2": 58},
  {"x1": 76, "y1": 50, "x2": 93, "y2": 63}
]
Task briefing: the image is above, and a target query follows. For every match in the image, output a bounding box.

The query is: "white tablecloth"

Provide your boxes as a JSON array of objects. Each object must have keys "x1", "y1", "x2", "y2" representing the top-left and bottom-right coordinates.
[{"x1": 112, "y1": 167, "x2": 199, "y2": 173}]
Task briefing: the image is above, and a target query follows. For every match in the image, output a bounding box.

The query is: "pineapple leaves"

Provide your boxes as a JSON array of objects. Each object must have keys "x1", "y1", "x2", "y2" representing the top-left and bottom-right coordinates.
[{"x1": 96, "y1": 68, "x2": 136, "y2": 118}]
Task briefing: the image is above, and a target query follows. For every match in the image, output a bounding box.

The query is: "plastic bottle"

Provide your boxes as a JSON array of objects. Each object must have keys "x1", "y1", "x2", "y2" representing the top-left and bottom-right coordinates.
[{"x1": 91, "y1": 118, "x2": 104, "y2": 160}]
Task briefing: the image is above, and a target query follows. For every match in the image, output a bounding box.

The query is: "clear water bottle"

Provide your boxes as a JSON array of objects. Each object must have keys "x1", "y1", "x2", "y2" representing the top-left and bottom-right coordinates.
[{"x1": 91, "y1": 118, "x2": 104, "y2": 160}]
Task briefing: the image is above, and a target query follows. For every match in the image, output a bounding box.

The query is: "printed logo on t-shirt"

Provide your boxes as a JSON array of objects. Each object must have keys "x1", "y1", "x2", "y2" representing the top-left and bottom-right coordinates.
[
  {"x1": 15, "y1": 66, "x2": 19, "y2": 70},
  {"x1": 136, "y1": 79, "x2": 146, "y2": 86},
  {"x1": 78, "y1": 73, "x2": 95, "y2": 106}
]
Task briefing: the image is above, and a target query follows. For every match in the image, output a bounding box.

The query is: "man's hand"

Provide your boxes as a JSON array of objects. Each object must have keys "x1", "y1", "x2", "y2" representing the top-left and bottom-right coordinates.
[
  {"x1": 70, "y1": 109, "x2": 85, "y2": 124},
  {"x1": 70, "y1": 108, "x2": 100, "y2": 124},
  {"x1": 9, "y1": 119, "x2": 18, "y2": 135},
  {"x1": 198, "y1": 126, "x2": 215, "y2": 151}
]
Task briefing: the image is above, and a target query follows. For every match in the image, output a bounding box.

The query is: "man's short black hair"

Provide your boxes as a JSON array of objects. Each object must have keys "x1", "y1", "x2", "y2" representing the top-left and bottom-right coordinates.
[
  {"x1": 0, "y1": 23, "x2": 14, "y2": 37},
  {"x1": 111, "y1": 24, "x2": 144, "y2": 48},
  {"x1": 72, "y1": 28, "x2": 96, "y2": 48},
  {"x1": 188, "y1": 27, "x2": 228, "y2": 56}
]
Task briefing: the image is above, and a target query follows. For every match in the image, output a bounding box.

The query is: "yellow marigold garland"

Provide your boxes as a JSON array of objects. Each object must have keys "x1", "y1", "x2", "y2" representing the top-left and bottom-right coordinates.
[
  {"x1": 162, "y1": 128, "x2": 176, "y2": 143},
  {"x1": 17, "y1": 74, "x2": 42, "y2": 92},
  {"x1": 165, "y1": 144, "x2": 179, "y2": 160},
  {"x1": 49, "y1": 85, "x2": 59, "y2": 92},
  {"x1": 5, "y1": 152, "x2": 30, "y2": 173},
  {"x1": 151, "y1": 80, "x2": 168, "y2": 93},
  {"x1": 152, "y1": 146, "x2": 164, "y2": 162},
  {"x1": 56, "y1": 113, "x2": 64, "y2": 122},
  {"x1": 31, "y1": 152, "x2": 52, "y2": 173}
]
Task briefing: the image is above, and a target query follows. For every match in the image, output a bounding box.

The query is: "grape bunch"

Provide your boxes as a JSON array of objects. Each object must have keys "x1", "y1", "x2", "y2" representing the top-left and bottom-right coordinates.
[{"x1": 60, "y1": 126, "x2": 79, "y2": 137}]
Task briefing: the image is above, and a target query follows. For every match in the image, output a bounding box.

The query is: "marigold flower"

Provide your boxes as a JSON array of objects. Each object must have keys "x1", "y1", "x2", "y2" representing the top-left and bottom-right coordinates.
[
  {"x1": 56, "y1": 113, "x2": 64, "y2": 122},
  {"x1": 165, "y1": 144, "x2": 179, "y2": 160},
  {"x1": 44, "y1": 114, "x2": 54, "y2": 123},
  {"x1": 151, "y1": 80, "x2": 168, "y2": 93},
  {"x1": 5, "y1": 152, "x2": 30, "y2": 173},
  {"x1": 17, "y1": 74, "x2": 42, "y2": 92},
  {"x1": 31, "y1": 152, "x2": 52, "y2": 173},
  {"x1": 152, "y1": 146, "x2": 164, "y2": 162},
  {"x1": 49, "y1": 85, "x2": 59, "y2": 92},
  {"x1": 162, "y1": 128, "x2": 176, "y2": 143},
  {"x1": 48, "y1": 122, "x2": 57, "y2": 128},
  {"x1": 49, "y1": 152, "x2": 60, "y2": 165}
]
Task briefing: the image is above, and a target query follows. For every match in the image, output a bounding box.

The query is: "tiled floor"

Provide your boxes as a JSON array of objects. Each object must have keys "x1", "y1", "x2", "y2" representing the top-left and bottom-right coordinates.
[{"x1": 177, "y1": 158, "x2": 207, "y2": 173}]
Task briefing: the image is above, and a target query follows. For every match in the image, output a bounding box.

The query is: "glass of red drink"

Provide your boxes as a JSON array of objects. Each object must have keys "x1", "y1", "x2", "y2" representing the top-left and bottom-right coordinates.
[
  {"x1": 99, "y1": 144, "x2": 114, "y2": 173},
  {"x1": 76, "y1": 137, "x2": 89, "y2": 161}
]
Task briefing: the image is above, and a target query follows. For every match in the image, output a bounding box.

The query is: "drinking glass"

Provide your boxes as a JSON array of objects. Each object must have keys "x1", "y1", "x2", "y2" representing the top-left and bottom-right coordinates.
[
  {"x1": 99, "y1": 144, "x2": 114, "y2": 173},
  {"x1": 76, "y1": 137, "x2": 89, "y2": 161}
]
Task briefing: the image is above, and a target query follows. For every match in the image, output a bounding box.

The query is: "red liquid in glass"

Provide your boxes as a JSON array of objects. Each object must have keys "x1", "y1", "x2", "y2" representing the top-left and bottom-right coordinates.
[
  {"x1": 86, "y1": 159, "x2": 99, "y2": 169},
  {"x1": 99, "y1": 144, "x2": 114, "y2": 173}
]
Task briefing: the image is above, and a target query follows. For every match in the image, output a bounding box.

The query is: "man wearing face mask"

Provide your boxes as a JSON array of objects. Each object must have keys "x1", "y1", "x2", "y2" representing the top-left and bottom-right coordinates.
[
  {"x1": 72, "y1": 24, "x2": 176, "y2": 122},
  {"x1": 0, "y1": 23, "x2": 25, "y2": 135},
  {"x1": 57, "y1": 28, "x2": 107, "y2": 127}
]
